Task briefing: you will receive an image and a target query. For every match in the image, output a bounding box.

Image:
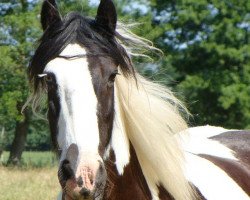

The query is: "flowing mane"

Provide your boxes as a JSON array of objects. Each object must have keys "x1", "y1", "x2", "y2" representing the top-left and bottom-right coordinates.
[{"x1": 114, "y1": 73, "x2": 195, "y2": 199}]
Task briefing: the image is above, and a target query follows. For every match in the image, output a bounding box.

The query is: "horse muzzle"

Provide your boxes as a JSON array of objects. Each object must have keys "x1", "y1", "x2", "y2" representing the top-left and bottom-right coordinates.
[{"x1": 58, "y1": 144, "x2": 107, "y2": 200}]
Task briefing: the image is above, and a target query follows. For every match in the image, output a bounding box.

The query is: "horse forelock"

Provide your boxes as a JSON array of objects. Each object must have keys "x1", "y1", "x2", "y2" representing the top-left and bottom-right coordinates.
[{"x1": 28, "y1": 12, "x2": 134, "y2": 95}]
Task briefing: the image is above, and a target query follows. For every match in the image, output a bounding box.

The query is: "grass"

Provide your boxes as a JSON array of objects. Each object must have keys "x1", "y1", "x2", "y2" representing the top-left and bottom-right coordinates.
[
  {"x1": 1, "y1": 151, "x2": 57, "y2": 168},
  {"x1": 0, "y1": 151, "x2": 60, "y2": 200},
  {"x1": 0, "y1": 166, "x2": 60, "y2": 200}
]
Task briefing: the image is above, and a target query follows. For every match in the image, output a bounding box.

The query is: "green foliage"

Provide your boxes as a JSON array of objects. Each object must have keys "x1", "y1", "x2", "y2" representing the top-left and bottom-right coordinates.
[
  {"x1": 143, "y1": 0, "x2": 250, "y2": 128},
  {"x1": 1, "y1": 151, "x2": 57, "y2": 168},
  {"x1": 0, "y1": 1, "x2": 46, "y2": 149}
]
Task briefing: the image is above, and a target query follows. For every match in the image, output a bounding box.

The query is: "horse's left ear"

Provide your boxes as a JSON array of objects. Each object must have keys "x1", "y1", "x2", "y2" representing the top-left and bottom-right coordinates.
[
  {"x1": 41, "y1": 0, "x2": 61, "y2": 31},
  {"x1": 96, "y1": 0, "x2": 117, "y2": 35}
]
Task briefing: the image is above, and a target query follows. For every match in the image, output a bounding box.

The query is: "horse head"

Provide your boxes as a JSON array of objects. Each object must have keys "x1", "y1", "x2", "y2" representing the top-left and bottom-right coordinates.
[
  {"x1": 28, "y1": 1, "x2": 196, "y2": 200},
  {"x1": 29, "y1": 0, "x2": 134, "y2": 199}
]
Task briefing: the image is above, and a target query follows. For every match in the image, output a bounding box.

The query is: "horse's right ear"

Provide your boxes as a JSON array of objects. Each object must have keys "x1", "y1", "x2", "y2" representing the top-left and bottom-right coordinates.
[
  {"x1": 41, "y1": 0, "x2": 61, "y2": 31},
  {"x1": 96, "y1": 0, "x2": 117, "y2": 35}
]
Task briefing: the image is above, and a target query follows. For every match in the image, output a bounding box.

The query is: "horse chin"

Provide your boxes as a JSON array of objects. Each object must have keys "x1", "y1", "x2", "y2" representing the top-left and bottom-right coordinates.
[
  {"x1": 63, "y1": 192, "x2": 103, "y2": 200},
  {"x1": 63, "y1": 194, "x2": 93, "y2": 200},
  {"x1": 63, "y1": 192, "x2": 94, "y2": 200},
  {"x1": 63, "y1": 180, "x2": 105, "y2": 200},
  {"x1": 93, "y1": 190, "x2": 105, "y2": 200}
]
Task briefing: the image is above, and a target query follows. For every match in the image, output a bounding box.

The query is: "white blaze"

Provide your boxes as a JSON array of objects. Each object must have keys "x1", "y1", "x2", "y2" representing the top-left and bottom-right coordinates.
[{"x1": 45, "y1": 44, "x2": 99, "y2": 160}]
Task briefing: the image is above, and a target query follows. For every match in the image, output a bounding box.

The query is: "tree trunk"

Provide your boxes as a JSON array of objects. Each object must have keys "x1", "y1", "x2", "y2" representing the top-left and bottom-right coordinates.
[
  {"x1": 7, "y1": 104, "x2": 30, "y2": 166},
  {"x1": 20, "y1": 0, "x2": 28, "y2": 11},
  {"x1": 0, "y1": 127, "x2": 5, "y2": 162}
]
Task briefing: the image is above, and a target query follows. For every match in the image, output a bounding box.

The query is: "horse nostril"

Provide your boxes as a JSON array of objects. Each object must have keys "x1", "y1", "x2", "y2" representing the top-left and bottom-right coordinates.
[
  {"x1": 80, "y1": 188, "x2": 91, "y2": 198},
  {"x1": 90, "y1": 175, "x2": 94, "y2": 185},
  {"x1": 77, "y1": 177, "x2": 83, "y2": 187}
]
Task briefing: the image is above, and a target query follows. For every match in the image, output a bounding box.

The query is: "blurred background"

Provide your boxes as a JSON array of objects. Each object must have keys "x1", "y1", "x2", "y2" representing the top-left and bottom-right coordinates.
[{"x1": 0, "y1": 0, "x2": 249, "y2": 199}]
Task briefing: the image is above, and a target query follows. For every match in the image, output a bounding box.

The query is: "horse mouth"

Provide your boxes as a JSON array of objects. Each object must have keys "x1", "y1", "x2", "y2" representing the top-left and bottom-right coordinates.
[
  {"x1": 64, "y1": 193, "x2": 95, "y2": 200},
  {"x1": 63, "y1": 188, "x2": 104, "y2": 200}
]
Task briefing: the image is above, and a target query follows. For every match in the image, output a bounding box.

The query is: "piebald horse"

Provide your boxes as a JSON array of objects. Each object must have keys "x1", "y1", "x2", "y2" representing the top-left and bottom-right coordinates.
[{"x1": 27, "y1": 0, "x2": 250, "y2": 199}]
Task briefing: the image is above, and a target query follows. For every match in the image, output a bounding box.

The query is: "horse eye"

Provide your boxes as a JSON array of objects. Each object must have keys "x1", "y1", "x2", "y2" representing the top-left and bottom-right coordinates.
[
  {"x1": 107, "y1": 71, "x2": 119, "y2": 87},
  {"x1": 44, "y1": 74, "x2": 53, "y2": 83}
]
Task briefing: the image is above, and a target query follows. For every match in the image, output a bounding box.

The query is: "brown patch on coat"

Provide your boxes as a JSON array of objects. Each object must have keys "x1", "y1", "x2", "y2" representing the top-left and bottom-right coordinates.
[
  {"x1": 209, "y1": 130, "x2": 250, "y2": 167},
  {"x1": 199, "y1": 154, "x2": 250, "y2": 197},
  {"x1": 103, "y1": 144, "x2": 152, "y2": 200}
]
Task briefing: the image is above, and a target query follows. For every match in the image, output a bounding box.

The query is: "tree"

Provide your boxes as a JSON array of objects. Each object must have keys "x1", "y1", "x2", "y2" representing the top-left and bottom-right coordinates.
[
  {"x1": 0, "y1": 0, "x2": 41, "y2": 165},
  {"x1": 141, "y1": 0, "x2": 250, "y2": 128}
]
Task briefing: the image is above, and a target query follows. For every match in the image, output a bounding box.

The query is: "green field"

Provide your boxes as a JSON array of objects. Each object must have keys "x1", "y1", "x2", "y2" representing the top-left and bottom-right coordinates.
[
  {"x1": 1, "y1": 151, "x2": 57, "y2": 168},
  {"x1": 0, "y1": 151, "x2": 60, "y2": 200}
]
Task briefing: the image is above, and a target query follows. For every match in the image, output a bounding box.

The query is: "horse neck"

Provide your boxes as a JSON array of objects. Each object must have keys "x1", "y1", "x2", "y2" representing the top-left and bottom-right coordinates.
[
  {"x1": 111, "y1": 73, "x2": 195, "y2": 200},
  {"x1": 104, "y1": 143, "x2": 176, "y2": 200},
  {"x1": 103, "y1": 144, "x2": 151, "y2": 200}
]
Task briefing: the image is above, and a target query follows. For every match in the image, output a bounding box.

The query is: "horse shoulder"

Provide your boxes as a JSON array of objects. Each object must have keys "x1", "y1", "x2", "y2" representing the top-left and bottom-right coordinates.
[
  {"x1": 104, "y1": 146, "x2": 152, "y2": 200},
  {"x1": 209, "y1": 130, "x2": 250, "y2": 166},
  {"x1": 184, "y1": 127, "x2": 250, "y2": 200}
]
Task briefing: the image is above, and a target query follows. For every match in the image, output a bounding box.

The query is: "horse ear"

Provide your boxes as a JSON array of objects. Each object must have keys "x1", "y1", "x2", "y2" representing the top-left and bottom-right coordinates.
[
  {"x1": 41, "y1": 0, "x2": 61, "y2": 31},
  {"x1": 96, "y1": 0, "x2": 117, "y2": 35}
]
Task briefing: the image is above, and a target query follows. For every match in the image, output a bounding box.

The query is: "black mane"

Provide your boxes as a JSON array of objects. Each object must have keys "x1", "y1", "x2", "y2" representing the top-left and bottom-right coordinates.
[{"x1": 29, "y1": 12, "x2": 134, "y2": 92}]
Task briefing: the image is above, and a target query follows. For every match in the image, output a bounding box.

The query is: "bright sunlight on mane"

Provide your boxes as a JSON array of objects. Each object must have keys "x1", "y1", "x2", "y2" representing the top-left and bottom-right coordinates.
[{"x1": 114, "y1": 72, "x2": 195, "y2": 200}]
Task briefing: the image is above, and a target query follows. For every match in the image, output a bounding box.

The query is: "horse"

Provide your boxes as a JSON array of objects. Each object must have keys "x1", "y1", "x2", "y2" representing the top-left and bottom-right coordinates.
[{"x1": 27, "y1": 0, "x2": 250, "y2": 199}]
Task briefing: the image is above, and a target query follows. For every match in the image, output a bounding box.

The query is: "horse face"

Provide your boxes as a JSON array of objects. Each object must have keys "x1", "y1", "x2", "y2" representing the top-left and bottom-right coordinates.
[
  {"x1": 38, "y1": 0, "x2": 118, "y2": 199},
  {"x1": 44, "y1": 43, "x2": 118, "y2": 199}
]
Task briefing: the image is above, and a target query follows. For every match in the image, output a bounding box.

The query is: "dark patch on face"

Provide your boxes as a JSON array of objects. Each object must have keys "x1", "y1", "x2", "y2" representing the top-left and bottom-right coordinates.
[
  {"x1": 58, "y1": 159, "x2": 75, "y2": 188},
  {"x1": 94, "y1": 161, "x2": 107, "y2": 199},
  {"x1": 199, "y1": 154, "x2": 250, "y2": 197},
  {"x1": 46, "y1": 73, "x2": 61, "y2": 155},
  {"x1": 87, "y1": 52, "x2": 118, "y2": 156},
  {"x1": 209, "y1": 130, "x2": 250, "y2": 167}
]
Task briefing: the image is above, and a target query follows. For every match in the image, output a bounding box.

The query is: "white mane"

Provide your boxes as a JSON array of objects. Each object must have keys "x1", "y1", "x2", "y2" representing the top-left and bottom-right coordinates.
[{"x1": 113, "y1": 72, "x2": 196, "y2": 200}]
